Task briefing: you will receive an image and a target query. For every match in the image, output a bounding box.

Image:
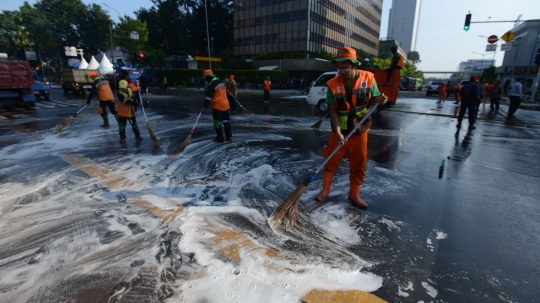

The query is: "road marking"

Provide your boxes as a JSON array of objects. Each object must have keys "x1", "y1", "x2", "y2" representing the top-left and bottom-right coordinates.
[{"x1": 59, "y1": 153, "x2": 386, "y2": 303}]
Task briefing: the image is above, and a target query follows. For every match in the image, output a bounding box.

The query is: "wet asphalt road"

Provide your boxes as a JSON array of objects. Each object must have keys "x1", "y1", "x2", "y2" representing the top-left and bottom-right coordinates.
[{"x1": 0, "y1": 88, "x2": 539, "y2": 302}]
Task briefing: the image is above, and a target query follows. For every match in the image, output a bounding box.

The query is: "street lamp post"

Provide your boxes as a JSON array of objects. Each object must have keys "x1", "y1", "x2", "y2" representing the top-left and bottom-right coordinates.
[
  {"x1": 211, "y1": 37, "x2": 214, "y2": 58},
  {"x1": 204, "y1": 0, "x2": 211, "y2": 69},
  {"x1": 472, "y1": 52, "x2": 488, "y2": 75}
]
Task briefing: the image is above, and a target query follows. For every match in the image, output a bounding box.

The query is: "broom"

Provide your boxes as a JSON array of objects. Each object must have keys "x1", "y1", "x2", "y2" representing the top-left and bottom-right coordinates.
[
  {"x1": 227, "y1": 90, "x2": 254, "y2": 114},
  {"x1": 136, "y1": 82, "x2": 162, "y2": 146},
  {"x1": 54, "y1": 105, "x2": 87, "y2": 134},
  {"x1": 168, "y1": 111, "x2": 203, "y2": 155},
  {"x1": 310, "y1": 111, "x2": 329, "y2": 128},
  {"x1": 268, "y1": 104, "x2": 379, "y2": 231}
]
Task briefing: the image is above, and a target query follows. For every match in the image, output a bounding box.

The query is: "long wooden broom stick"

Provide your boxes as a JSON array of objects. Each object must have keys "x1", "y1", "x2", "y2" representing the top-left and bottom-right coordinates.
[
  {"x1": 54, "y1": 105, "x2": 87, "y2": 134},
  {"x1": 226, "y1": 90, "x2": 254, "y2": 114},
  {"x1": 268, "y1": 104, "x2": 379, "y2": 231},
  {"x1": 310, "y1": 111, "x2": 329, "y2": 128},
  {"x1": 136, "y1": 82, "x2": 162, "y2": 147},
  {"x1": 168, "y1": 111, "x2": 203, "y2": 155}
]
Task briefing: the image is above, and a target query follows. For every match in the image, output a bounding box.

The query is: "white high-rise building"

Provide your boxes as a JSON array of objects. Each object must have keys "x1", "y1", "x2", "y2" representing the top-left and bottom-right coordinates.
[{"x1": 386, "y1": 0, "x2": 422, "y2": 54}]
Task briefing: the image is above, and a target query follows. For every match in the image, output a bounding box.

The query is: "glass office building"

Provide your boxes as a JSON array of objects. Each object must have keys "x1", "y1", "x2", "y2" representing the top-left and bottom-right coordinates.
[{"x1": 233, "y1": 0, "x2": 383, "y2": 59}]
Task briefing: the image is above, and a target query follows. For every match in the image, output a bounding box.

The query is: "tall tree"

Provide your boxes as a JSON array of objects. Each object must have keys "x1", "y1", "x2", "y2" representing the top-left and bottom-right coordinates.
[
  {"x1": 114, "y1": 16, "x2": 149, "y2": 57},
  {"x1": 407, "y1": 51, "x2": 421, "y2": 66},
  {"x1": 0, "y1": 11, "x2": 22, "y2": 58}
]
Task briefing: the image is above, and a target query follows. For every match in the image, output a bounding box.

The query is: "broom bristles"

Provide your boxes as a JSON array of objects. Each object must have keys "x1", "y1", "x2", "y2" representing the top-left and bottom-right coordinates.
[
  {"x1": 268, "y1": 183, "x2": 307, "y2": 231},
  {"x1": 310, "y1": 118, "x2": 324, "y2": 128},
  {"x1": 242, "y1": 106, "x2": 254, "y2": 115},
  {"x1": 54, "y1": 116, "x2": 74, "y2": 134},
  {"x1": 146, "y1": 121, "x2": 162, "y2": 146},
  {"x1": 169, "y1": 133, "x2": 192, "y2": 155}
]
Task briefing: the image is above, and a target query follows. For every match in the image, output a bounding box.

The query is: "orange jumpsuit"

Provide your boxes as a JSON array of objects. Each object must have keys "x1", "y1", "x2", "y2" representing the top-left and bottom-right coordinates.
[
  {"x1": 483, "y1": 84, "x2": 492, "y2": 105},
  {"x1": 438, "y1": 83, "x2": 446, "y2": 102}
]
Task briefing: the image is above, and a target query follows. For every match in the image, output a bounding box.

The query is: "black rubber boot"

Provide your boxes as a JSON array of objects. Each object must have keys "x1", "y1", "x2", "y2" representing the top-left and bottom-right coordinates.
[
  {"x1": 213, "y1": 128, "x2": 224, "y2": 142},
  {"x1": 100, "y1": 114, "x2": 109, "y2": 128},
  {"x1": 224, "y1": 122, "x2": 232, "y2": 141}
]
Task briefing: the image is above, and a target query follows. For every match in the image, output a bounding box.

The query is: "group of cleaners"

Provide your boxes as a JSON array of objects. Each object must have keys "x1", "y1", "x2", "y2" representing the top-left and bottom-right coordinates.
[{"x1": 85, "y1": 47, "x2": 389, "y2": 208}]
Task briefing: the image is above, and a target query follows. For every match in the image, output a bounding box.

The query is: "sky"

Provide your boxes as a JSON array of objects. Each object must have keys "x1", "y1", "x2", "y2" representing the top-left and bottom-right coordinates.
[{"x1": 4, "y1": 0, "x2": 540, "y2": 71}]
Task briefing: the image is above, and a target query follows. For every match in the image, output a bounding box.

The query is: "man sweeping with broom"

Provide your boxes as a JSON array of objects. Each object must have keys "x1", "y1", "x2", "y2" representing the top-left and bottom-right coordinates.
[
  {"x1": 315, "y1": 47, "x2": 388, "y2": 208},
  {"x1": 268, "y1": 47, "x2": 388, "y2": 231},
  {"x1": 201, "y1": 69, "x2": 232, "y2": 142}
]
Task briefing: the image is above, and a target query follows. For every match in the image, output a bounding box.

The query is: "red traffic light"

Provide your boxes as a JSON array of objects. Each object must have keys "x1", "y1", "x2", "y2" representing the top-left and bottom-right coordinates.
[{"x1": 138, "y1": 52, "x2": 145, "y2": 59}]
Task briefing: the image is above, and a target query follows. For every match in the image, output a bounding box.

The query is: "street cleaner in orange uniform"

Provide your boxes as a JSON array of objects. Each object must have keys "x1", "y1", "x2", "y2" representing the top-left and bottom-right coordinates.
[
  {"x1": 315, "y1": 47, "x2": 388, "y2": 208},
  {"x1": 201, "y1": 70, "x2": 232, "y2": 142},
  {"x1": 117, "y1": 80, "x2": 143, "y2": 144},
  {"x1": 86, "y1": 71, "x2": 118, "y2": 128}
]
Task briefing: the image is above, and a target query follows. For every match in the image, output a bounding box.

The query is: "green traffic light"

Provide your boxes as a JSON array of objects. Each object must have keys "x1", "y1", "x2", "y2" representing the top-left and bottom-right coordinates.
[{"x1": 464, "y1": 25, "x2": 470, "y2": 30}]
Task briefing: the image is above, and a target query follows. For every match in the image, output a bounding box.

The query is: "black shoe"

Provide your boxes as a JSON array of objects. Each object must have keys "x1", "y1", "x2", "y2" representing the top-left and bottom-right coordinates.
[
  {"x1": 136, "y1": 136, "x2": 143, "y2": 141},
  {"x1": 213, "y1": 137, "x2": 224, "y2": 143},
  {"x1": 226, "y1": 137, "x2": 232, "y2": 141},
  {"x1": 120, "y1": 138, "x2": 126, "y2": 144},
  {"x1": 100, "y1": 124, "x2": 110, "y2": 128},
  {"x1": 469, "y1": 125, "x2": 476, "y2": 130}
]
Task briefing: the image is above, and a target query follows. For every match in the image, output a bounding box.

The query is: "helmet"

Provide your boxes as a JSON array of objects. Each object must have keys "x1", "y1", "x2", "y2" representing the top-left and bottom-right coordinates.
[
  {"x1": 470, "y1": 75, "x2": 479, "y2": 81},
  {"x1": 203, "y1": 69, "x2": 213, "y2": 76},
  {"x1": 89, "y1": 71, "x2": 98, "y2": 78},
  {"x1": 119, "y1": 80, "x2": 128, "y2": 89}
]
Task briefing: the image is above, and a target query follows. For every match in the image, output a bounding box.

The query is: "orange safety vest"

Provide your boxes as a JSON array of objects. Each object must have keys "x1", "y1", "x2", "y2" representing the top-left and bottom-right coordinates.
[
  {"x1": 128, "y1": 83, "x2": 138, "y2": 92},
  {"x1": 117, "y1": 89, "x2": 136, "y2": 118},
  {"x1": 209, "y1": 78, "x2": 230, "y2": 111},
  {"x1": 263, "y1": 80, "x2": 271, "y2": 91},
  {"x1": 95, "y1": 78, "x2": 114, "y2": 101},
  {"x1": 327, "y1": 70, "x2": 375, "y2": 131},
  {"x1": 395, "y1": 53, "x2": 404, "y2": 68},
  {"x1": 227, "y1": 80, "x2": 236, "y2": 95}
]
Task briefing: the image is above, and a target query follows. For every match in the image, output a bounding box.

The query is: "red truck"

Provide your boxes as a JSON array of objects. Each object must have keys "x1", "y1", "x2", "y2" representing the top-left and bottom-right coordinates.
[{"x1": 0, "y1": 59, "x2": 36, "y2": 109}]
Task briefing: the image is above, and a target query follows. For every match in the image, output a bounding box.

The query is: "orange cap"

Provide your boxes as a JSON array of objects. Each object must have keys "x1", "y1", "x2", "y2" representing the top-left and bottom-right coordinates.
[
  {"x1": 89, "y1": 71, "x2": 98, "y2": 78},
  {"x1": 332, "y1": 47, "x2": 359, "y2": 64},
  {"x1": 203, "y1": 70, "x2": 213, "y2": 76}
]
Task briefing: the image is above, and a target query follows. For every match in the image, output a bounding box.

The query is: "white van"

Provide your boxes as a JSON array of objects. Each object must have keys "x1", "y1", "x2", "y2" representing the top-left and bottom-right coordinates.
[{"x1": 306, "y1": 71, "x2": 338, "y2": 113}]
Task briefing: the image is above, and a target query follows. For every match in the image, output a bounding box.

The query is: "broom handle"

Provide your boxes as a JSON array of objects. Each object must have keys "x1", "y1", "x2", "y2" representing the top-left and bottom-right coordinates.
[
  {"x1": 75, "y1": 105, "x2": 87, "y2": 116},
  {"x1": 190, "y1": 111, "x2": 202, "y2": 134},
  {"x1": 226, "y1": 89, "x2": 243, "y2": 107},
  {"x1": 309, "y1": 104, "x2": 379, "y2": 180},
  {"x1": 135, "y1": 82, "x2": 149, "y2": 122}
]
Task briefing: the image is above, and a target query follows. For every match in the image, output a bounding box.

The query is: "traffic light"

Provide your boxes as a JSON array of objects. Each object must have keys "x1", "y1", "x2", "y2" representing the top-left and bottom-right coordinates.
[
  {"x1": 138, "y1": 51, "x2": 145, "y2": 59},
  {"x1": 535, "y1": 48, "x2": 540, "y2": 66},
  {"x1": 464, "y1": 13, "x2": 471, "y2": 31}
]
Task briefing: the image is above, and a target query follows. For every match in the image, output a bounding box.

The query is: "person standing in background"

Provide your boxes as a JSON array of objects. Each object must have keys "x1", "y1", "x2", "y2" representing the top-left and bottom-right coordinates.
[
  {"x1": 263, "y1": 76, "x2": 271, "y2": 114},
  {"x1": 227, "y1": 75, "x2": 237, "y2": 114},
  {"x1": 437, "y1": 82, "x2": 447, "y2": 104},
  {"x1": 489, "y1": 80, "x2": 502, "y2": 111},
  {"x1": 507, "y1": 78, "x2": 523, "y2": 120},
  {"x1": 384, "y1": 46, "x2": 404, "y2": 85},
  {"x1": 87, "y1": 71, "x2": 117, "y2": 128}
]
